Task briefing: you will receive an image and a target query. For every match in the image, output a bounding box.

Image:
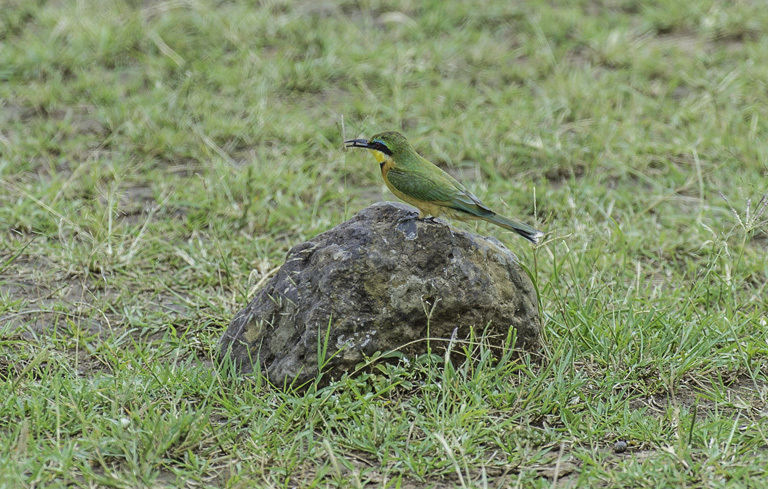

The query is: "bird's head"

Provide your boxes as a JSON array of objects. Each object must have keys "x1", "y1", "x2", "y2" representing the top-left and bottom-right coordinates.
[{"x1": 344, "y1": 131, "x2": 413, "y2": 165}]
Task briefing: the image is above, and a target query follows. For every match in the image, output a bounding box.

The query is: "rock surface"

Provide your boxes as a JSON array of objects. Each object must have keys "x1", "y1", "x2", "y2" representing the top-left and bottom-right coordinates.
[{"x1": 219, "y1": 202, "x2": 541, "y2": 386}]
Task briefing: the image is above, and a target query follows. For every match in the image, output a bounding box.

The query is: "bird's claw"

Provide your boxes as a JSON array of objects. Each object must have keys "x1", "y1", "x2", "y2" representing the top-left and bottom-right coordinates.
[{"x1": 396, "y1": 213, "x2": 438, "y2": 225}]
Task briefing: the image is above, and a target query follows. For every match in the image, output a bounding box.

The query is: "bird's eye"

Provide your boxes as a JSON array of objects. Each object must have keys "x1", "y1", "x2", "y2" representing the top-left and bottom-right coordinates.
[{"x1": 370, "y1": 139, "x2": 392, "y2": 155}]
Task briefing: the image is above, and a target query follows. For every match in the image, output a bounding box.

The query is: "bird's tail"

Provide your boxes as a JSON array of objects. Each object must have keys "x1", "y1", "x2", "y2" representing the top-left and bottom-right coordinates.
[{"x1": 482, "y1": 213, "x2": 544, "y2": 244}]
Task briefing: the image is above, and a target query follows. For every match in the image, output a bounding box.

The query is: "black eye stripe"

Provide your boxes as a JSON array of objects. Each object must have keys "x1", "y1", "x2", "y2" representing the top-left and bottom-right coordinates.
[{"x1": 369, "y1": 141, "x2": 392, "y2": 155}]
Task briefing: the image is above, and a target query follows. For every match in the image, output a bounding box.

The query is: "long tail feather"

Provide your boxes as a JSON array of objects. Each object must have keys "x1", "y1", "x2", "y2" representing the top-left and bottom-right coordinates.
[{"x1": 482, "y1": 213, "x2": 544, "y2": 244}]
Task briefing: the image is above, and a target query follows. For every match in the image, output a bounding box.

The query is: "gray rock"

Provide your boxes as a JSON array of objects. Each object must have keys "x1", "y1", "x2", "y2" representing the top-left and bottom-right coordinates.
[{"x1": 219, "y1": 202, "x2": 541, "y2": 386}]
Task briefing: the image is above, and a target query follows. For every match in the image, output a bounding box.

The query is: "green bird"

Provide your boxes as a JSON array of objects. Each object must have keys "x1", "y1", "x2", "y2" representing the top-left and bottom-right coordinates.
[{"x1": 345, "y1": 131, "x2": 544, "y2": 244}]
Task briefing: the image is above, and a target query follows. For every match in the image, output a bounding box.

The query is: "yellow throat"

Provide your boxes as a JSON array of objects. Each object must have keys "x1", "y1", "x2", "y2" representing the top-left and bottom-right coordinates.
[{"x1": 368, "y1": 149, "x2": 395, "y2": 175}]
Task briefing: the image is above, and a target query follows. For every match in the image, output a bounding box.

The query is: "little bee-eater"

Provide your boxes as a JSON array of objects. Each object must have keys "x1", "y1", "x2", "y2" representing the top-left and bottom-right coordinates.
[{"x1": 345, "y1": 131, "x2": 544, "y2": 244}]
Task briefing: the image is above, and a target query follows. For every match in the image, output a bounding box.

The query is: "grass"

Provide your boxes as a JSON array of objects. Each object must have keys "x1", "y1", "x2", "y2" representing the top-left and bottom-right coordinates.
[{"x1": 1, "y1": 0, "x2": 767, "y2": 487}]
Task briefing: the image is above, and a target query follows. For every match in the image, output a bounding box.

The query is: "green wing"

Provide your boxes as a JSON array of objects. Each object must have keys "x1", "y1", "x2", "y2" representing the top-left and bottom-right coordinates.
[{"x1": 386, "y1": 169, "x2": 494, "y2": 217}]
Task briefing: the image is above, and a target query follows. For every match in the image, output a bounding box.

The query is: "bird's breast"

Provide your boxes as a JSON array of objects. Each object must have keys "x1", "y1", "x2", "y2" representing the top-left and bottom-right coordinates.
[
  {"x1": 365, "y1": 149, "x2": 396, "y2": 175},
  {"x1": 378, "y1": 156, "x2": 396, "y2": 178}
]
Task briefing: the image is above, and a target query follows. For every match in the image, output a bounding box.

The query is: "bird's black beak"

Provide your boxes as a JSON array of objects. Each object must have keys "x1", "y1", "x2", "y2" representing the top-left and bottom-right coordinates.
[{"x1": 344, "y1": 139, "x2": 370, "y2": 149}]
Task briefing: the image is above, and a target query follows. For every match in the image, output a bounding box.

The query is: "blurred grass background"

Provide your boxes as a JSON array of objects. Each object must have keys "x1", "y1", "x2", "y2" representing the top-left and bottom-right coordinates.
[{"x1": 1, "y1": 0, "x2": 767, "y2": 487}]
